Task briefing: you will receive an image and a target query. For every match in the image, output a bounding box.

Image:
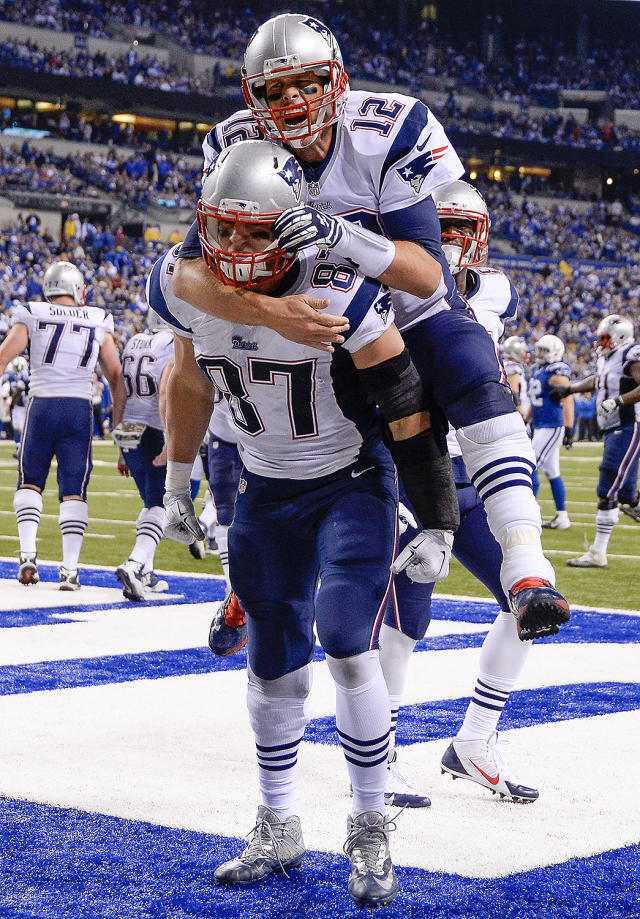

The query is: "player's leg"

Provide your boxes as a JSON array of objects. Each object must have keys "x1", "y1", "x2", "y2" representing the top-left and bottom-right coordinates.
[
  {"x1": 215, "y1": 473, "x2": 317, "y2": 885},
  {"x1": 619, "y1": 426, "x2": 640, "y2": 521},
  {"x1": 440, "y1": 485, "x2": 538, "y2": 801},
  {"x1": 569, "y1": 423, "x2": 640, "y2": 565},
  {"x1": 55, "y1": 398, "x2": 93, "y2": 590},
  {"x1": 13, "y1": 397, "x2": 51, "y2": 584},
  {"x1": 403, "y1": 311, "x2": 569, "y2": 641},
  {"x1": 206, "y1": 440, "x2": 246, "y2": 655},
  {"x1": 315, "y1": 455, "x2": 399, "y2": 907},
  {"x1": 116, "y1": 429, "x2": 167, "y2": 600},
  {"x1": 536, "y1": 428, "x2": 570, "y2": 529}
]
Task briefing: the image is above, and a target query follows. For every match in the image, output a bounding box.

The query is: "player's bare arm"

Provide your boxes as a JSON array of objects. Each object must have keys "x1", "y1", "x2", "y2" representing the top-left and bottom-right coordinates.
[
  {"x1": 166, "y1": 334, "x2": 214, "y2": 465},
  {"x1": 0, "y1": 323, "x2": 28, "y2": 374},
  {"x1": 98, "y1": 333, "x2": 127, "y2": 429},
  {"x1": 172, "y1": 256, "x2": 348, "y2": 352}
]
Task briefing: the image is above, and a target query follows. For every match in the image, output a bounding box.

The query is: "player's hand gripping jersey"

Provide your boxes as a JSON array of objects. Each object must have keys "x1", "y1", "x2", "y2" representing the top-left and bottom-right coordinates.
[
  {"x1": 199, "y1": 92, "x2": 464, "y2": 330},
  {"x1": 11, "y1": 301, "x2": 113, "y2": 400},
  {"x1": 121, "y1": 329, "x2": 174, "y2": 430},
  {"x1": 148, "y1": 245, "x2": 395, "y2": 479}
]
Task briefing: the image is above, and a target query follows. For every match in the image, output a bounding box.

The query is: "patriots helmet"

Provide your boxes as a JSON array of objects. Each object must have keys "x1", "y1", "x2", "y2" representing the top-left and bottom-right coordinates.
[
  {"x1": 595, "y1": 314, "x2": 634, "y2": 358},
  {"x1": 146, "y1": 308, "x2": 172, "y2": 333},
  {"x1": 242, "y1": 13, "x2": 349, "y2": 149},
  {"x1": 42, "y1": 261, "x2": 86, "y2": 306},
  {"x1": 501, "y1": 335, "x2": 528, "y2": 364},
  {"x1": 534, "y1": 334, "x2": 565, "y2": 365},
  {"x1": 197, "y1": 139, "x2": 306, "y2": 287},
  {"x1": 433, "y1": 180, "x2": 491, "y2": 275}
]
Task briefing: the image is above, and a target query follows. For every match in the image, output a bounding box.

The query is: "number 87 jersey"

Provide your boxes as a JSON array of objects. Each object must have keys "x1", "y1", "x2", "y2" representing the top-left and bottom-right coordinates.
[
  {"x1": 11, "y1": 300, "x2": 114, "y2": 399},
  {"x1": 147, "y1": 245, "x2": 395, "y2": 480}
]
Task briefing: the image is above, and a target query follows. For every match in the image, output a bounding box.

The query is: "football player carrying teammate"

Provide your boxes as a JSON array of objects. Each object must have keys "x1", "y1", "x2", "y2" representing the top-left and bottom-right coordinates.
[
  {"x1": 174, "y1": 13, "x2": 569, "y2": 645},
  {"x1": 0, "y1": 261, "x2": 125, "y2": 588},
  {"x1": 382, "y1": 181, "x2": 540, "y2": 806},
  {"x1": 112, "y1": 311, "x2": 174, "y2": 600},
  {"x1": 551, "y1": 315, "x2": 640, "y2": 566},
  {"x1": 153, "y1": 139, "x2": 465, "y2": 909},
  {"x1": 528, "y1": 335, "x2": 574, "y2": 530}
]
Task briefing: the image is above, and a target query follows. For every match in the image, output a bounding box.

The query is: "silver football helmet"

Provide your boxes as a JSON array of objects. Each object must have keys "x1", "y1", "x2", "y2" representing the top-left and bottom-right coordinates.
[
  {"x1": 433, "y1": 180, "x2": 491, "y2": 274},
  {"x1": 595, "y1": 314, "x2": 634, "y2": 357},
  {"x1": 197, "y1": 139, "x2": 307, "y2": 287},
  {"x1": 242, "y1": 13, "x2": 349, "y2": 149},
  {"x1": 534, "y1": 334, "x2": 565, "y2": 365},
  {"x1": 501, "y1": 335, "x2": 528, "y2": 364},
  {"x1": 42, "y1": 261, "x2": 86, "y2": 306},
  {"x1": 146, "y1": 308, "x2": 172, "y2": 333}
]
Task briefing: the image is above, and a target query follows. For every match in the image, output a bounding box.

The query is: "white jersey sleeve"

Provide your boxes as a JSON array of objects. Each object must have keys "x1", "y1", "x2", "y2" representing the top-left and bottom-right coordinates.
[
  {"x1": 466, "y1": 268, "x2": 520, "y2": 343},
  {"x1": 12, "y1": 300, "x2": 113, "y2": 399}
]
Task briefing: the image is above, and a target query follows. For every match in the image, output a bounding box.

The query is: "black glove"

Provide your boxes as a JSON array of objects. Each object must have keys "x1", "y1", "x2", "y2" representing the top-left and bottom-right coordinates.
[
  {"x1": 563, "y1": 426, "x2": 573, "y2": 449},
  {"x1": 549, "y1": 385, "x2": 572, "y2": 403}
]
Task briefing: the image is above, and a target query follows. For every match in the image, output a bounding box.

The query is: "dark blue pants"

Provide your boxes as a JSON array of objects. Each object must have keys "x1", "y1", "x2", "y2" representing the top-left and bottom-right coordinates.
[
  {"x1": 122, "y1": 426, "x2": 166, "y2": 508},
  {"x1": 18, "y1": 396, "x2": 93, "y2": 500},
  {"x1": 207, "y1": 437, "x2": 242, "y2": 527},
  {"x1": 229, "y1": 442, "x2": 397, "y2": 681},
  {"x1": 598, "y1": 423, "x2": 640, "y2": 506}
]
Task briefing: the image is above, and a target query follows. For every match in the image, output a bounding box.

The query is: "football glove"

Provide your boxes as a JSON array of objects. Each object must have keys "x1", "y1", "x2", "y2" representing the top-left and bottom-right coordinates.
[
  {"x1": 391, "y1": 529, "x2": 454, "y2": 583},
  {"x1": 548, "y1": 385, "x2": 572, "y2": 403},
  {"x1": 163, "y1": 492, "x2": 206, "y2": 545},
  {"x1": 563, "y1": 426, "x2": 574, "y2": 449},
  {"x1": 397, "y1": 501, "x2": 418, "y2": 536},
  {"x1": 274, "y1": 205, "x2": 344, "y2": 253},
  {"x1": 598, "y1": 396, "x2": 621, "y2": 418}
]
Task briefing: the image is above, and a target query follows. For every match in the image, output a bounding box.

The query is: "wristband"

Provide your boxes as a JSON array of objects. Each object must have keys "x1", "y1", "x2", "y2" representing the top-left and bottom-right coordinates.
[
  {"x1": 332, "y1": 220, "x2": 396, "y2": 279},
  {"x1": 165, "y1": 460, "x2": 193, "y2": 493},
  {"x1": 616, "y1": 395, "x2": 624, "y2": 407}
]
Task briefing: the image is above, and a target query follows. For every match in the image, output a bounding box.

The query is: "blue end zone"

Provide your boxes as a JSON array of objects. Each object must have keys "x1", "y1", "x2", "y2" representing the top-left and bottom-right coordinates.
[{"x1": 0, "y1": 797, "x2": 638, "y2": 919}]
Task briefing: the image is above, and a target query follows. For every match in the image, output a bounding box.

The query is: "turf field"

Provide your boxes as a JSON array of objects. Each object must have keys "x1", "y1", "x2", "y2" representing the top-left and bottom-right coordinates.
[{"x1": 0, "y1": 438, "x2": 637, "y2": 609}]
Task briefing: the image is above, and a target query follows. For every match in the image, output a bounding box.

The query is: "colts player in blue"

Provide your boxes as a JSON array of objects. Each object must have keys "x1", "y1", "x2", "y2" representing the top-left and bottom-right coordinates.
[
  {"x1": 552, "y1": 315, "x2": 640, "y2": 567},
  {"x1": 0, "y1": 261, "x2": 125, "y2": 589},
  {"x1": 383, "y1": 181, "x2": 540, "y2": 806},
  {"x1": 149, "y1": 140, "x2": 462, "y2": 909},
  {"x1": 173, "y1": 13, "x2": 570, "y2": 646},
  {"x1": 528, "y1": 335, "x2": 574, "y2": 531}
]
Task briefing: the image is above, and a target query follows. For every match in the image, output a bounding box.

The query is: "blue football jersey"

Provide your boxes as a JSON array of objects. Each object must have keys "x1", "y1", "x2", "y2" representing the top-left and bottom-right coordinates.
[{"x1": 529, "y1": 361, "x2": 571, "y2": 428}]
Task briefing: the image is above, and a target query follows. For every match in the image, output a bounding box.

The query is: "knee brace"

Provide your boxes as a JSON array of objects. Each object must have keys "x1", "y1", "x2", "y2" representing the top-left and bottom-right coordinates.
[
  {"x1": 248, "y1": 661, "x2": 313, "y2": 700},
  {"x1": 325, "y1": 649, "x2": 381, "y2": 690}
]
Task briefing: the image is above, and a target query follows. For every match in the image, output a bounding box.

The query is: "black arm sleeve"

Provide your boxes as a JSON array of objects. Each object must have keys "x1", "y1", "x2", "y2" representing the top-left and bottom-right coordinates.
[{"x1": 357, "y1": 350, "x2": 460, "y2": 532}]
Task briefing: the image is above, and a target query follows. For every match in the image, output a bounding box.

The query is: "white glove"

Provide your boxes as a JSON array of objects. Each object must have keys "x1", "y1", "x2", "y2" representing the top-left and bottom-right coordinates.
[
  {"x1": 598, "y1": 397, "x2": 620, "y2": 418},
  {"x1": 397, "y1": 502, "x2": 418, "y2": 536},
  {"x1": 163, "y1": 492, "x2": 206, "y2": 545},
  {"x1": 391, "y1": 529, "x2": 454, "y2": 583}
]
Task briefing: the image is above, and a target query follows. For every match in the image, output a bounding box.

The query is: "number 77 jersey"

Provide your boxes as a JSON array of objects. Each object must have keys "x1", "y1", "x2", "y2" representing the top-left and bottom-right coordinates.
[{"x1": 11, "y1": 300, "x2": 114, "y2": 399}]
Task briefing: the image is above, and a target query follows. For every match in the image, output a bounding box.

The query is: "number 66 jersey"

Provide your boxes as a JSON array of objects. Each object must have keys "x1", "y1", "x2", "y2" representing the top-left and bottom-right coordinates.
[
  {"x1": 147, "y1": 245, "x2": 395, "y2": 479},
  {"x1": 11, "y1": 300, "x2": 113, "y2": 399}
]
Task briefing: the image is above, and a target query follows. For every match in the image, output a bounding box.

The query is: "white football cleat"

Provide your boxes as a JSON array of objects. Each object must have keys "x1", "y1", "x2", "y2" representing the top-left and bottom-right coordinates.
[
  {"x1": 59, "y1": 567, "x2": 80, "y2": 591},
  {"x1": 18, "y1": 553, "x2": 39, "y2": 585},
  {"x1": 116, "y1": 559, "x2": 147, "y2": 601},
  {"x1": 441, "y1": 733, "x2": 538, "y2": 803},
  {"x1": 144, "y1": 570, "x2": 169, "y2": 593},
  {"x1": 542, "y1": 510, "x2": 570, "y2": 530},
  {"x1": 566, "y1": 547, "x2": 607, "y2": 568},
  {"x1": 385, "y1": 750, "x2": 430, "y2": 808}
]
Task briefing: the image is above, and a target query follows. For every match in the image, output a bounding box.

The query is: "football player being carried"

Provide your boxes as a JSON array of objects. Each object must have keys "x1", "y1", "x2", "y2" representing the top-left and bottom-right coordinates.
[
  {"x1": 153, "y1": 139, "x2": 462, "y2": 909},
  {"x1": 527, "y1": 335, "x2": 574, "y2": 530},
  {"x1": 551, "y1": 315, "x2": 640, "y2": 567},
  {"x1": 174, "y1": 13, "x2": 570, "y2": 646},
  {"x1": 0, "y1": 261, "x2": 125, "y2": 589},
  {"x1": 112, "y1": 310, "x2": 175, "y2": 601},
  {"x1": 381, "y1": 181, "x2": 543, "y2": 807}
]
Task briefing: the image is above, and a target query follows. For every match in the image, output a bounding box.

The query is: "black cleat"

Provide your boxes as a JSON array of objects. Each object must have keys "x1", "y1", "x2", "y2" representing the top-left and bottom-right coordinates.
[{"x1": 508, "y1": 578, "x2": 570, "y2": 641}]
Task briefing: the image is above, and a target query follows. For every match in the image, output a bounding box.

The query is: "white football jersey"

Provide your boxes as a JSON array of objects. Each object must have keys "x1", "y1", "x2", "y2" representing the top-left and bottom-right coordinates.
[
  {"x1": 504, "y1": 359, "x2": 530, "y2": 417},
  {"x1": 121, "y1": 330, "x2": 175, "y2": 430},
  {"x1": 202, "y1": 91, "x2": 464, "y2": 331},
  {"x1": 209, "y1": 395, "x2": 239, "y2": 445},
  {"x1": 147, "y1": 247, "x2": 395, "y2": 479},
  {"x1": 596, "y1": 342, "x2": 640, "y2": 431},
  {"x1": 446, "y1": 266, "x2": 519, "y2": 458},
  {"x1": 11, "y1": 300, "x2": 113, "y2": 399}
]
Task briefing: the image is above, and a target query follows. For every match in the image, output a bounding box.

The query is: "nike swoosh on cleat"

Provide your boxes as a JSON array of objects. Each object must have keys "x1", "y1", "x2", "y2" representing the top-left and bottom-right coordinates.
[
  {"x1": 469, "y1": 760, "x2": 500, "y2": 785},
  {"x1": 351, "y1": 466, "x2": 375, "y2": 478}
]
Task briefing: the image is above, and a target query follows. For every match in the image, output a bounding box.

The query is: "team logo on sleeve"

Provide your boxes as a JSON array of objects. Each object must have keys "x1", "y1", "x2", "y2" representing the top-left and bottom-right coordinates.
[
  {"x1": 373, "y1": 291, "x2": 393, "y2": 324},
  {"x1": 277, "y1": 157, "x2": 304, "y2": 198},
  {"x1": 396, "y1": 145, "x2": 449, "y2": 194}
]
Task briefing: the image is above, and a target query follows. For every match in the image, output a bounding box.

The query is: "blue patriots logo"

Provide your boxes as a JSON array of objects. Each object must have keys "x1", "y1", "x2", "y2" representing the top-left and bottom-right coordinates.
[
  {"x1": 300, "y1": 16, "x2": 333, "y2": 44},
  {"x1": 397, "y1": 144, "x2": 449, "y2": 194},
  {"x1": 373, "y1": 291, "x2": 393, "y2": 324},
  {"x1": 277, "y1": 157, "x2": 304, "y2": 199}
]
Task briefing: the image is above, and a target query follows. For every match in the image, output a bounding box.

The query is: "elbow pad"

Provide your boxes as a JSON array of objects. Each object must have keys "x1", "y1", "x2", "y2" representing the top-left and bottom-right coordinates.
[
  {"x1": 357, "y1": 348, "x2": 424, "y2": 422},
  {"x1": 388, "y1": 428, "x2": 460, "y2": 533}
]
